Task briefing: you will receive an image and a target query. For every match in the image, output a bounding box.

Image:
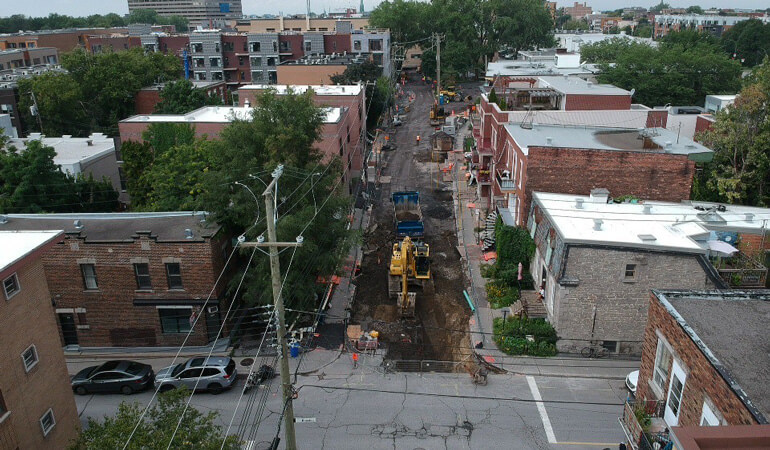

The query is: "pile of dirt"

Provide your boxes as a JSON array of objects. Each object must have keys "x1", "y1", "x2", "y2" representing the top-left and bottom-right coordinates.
[{"x1": 396, "y1": 211, "x2": 420, "y2": 221}]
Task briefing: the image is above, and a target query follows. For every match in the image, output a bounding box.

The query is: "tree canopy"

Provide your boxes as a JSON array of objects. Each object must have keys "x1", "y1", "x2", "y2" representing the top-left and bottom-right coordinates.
[
  {"x1": 0, "y1": 10, "x2": 188, "y2": 34},
  {"x1": 68, "y1": 388, "x2": 239, "y2": 450},
  {"x1": 589, "y1": 31, "x2": 742, "y2": 107},
  {"x1": 154, "y1": 80, "x2": 224, "y2": 114},
  {"x1": 330, "y1": 61, "x2": 391, "y2": 129},
  {"x1": 693, "y1": 59, "x2": 770, "y2": 206},
  {"x1": 720, "y1": 19, "x2": 770, "y2": 67},
  {"x1": 370, "y1": 0, "x2": 554, "y2": 79},
  {"x1": 18, "y1": 48, "x2": 181, "y2": 136},
  {"x1": 0, "y1": 139, "x2": 119, "y2": 213}
]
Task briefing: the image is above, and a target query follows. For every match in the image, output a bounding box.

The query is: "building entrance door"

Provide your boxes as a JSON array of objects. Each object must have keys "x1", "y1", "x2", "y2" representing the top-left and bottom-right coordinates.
[{"x1": 58, "y1": 313, "x2": 78, "y2": 346}]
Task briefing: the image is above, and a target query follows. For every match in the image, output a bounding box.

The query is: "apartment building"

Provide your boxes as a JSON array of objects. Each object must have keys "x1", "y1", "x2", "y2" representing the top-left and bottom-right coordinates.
[
  {"x1": 0, "y1": 47, "x2": 58, "y2": 70},
  {"x1": 0, "y1": 230, "x2": 79, "y2": 449},
  {"x1": 233, "y1": 16, "x2": 370, "y2": 33},
  {"x1": 0, "y1": 28, "x2": 123, "y2": 53},
  {"x1": 563, "y1": 2, "x2": 592, "y2": 20},
  {"x1": 653, "y1": 14, "x2": 756, "y2": 38},
  {"x1": 1, "y1": 213, "x2": 232, "y2": 348},
  {"x1": 127, "y1": 0, "x2": 243, "y2": 27}
]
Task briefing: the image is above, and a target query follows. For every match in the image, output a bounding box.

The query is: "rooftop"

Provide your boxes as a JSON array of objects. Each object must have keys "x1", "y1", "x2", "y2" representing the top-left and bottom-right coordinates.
[
  {"x1": 239, "y1": 84, "x2": 362, "y2": 96},
  {"x1": 8, "y1": 133, "x2": 115, "y2": 169},
  {"x1": 140, "y1": 80, "x2": 225, "y2": 91},
  {"x1": 283, "y1": 53, "x2": 365, "y2": 66},
  {"x1": 0, "y1": 212, "x2": 220, "y2": 243},
  {"x1": 533, "y1": 192, "x2": 770, "y2": 252},
  {"x1": 504, "y1": 124, "x2": 713, "y2": 161},
  {"x1": 122, "y1": 105, "x2": 343, "y2": 124},
  {"x1": 536, "y1": 76, "x2": 630, "y2": 96},
  {"x1": 654, "y1": 290, "x2": 770, "y2": 423},
  {"x1": 485, "y1": 59, "x2": 599, "y2": 78},
  {"x1": 0, "y1": 230, "x2": 63, "y2": 273}
]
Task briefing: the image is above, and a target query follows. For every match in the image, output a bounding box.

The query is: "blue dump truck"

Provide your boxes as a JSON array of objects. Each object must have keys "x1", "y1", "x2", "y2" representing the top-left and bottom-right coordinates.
[{"x1": 392, "y1": 191, "x2": 424, "y2": 237}]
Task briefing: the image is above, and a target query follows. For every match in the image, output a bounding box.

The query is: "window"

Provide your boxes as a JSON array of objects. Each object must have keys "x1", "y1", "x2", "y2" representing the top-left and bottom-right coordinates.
[
  {"x1": 0, "y1": 389, "x2": 7, "y2": 417},
  {"x1": 238, "y1": 55, "x2": 244, "y2": 66},
  {"x1": 211, "y1": 71, "x2": 223, "y2": 81},
  {"x1": 191, "y1": 43, "x2": 203, "y2": 53},
  {"x1": 250, "y1": 56, "x2": 262, "y2": 67},
  {"x1": 266, "y1": 57, "x2": 276, "y2": 66},
  {"x1": 159, "y1": 308, "x2": 192, "y2": 333},
  {"x1": 40, "y1": 408, "x2": 55, "y2": 436},
  {"x1": 272, "y1": 41, "x2": 278, "y2": 52},
  {"x1": 601, "y1": 340, "x2": 617, "y2": 353},
  {"x1": 21, "y1": 344, "x2": 39, "y2": 372},
  {"x1": 215, "y1": 43, "x2": 220, "y2": 52},
  {"x1": 250, "y1": 42, "x2": 261, "y2": 52},
  {"x1": 81, "y1": 264, "x2": 98, "y2": 290},
  {"x1": 667, "y1": 372, "x2": 684, "y2": 417},
  {"x1": 210, "y1": 57, "x2": 221, "y2": 67},
  {"x1": 3, "y1": 273, "x2": 19, "y2": 300},
  {"x1": 652, "y1": 338, "x2": 672, "y2": 393},
  {"x1": 223, "y1": 41, "x2": 234, "y2": 52},
  {"x1": 700, "y1": 400, "x2": 722, "y2": 426},
  {"x1": 166, "y1": 263, "x2": 183, "y2": 289},
  {"x1": 369, "y1": 39, "x2": 383, "y2": 51},
  {"x1": 134, "y1": 263, "x2": 152, "y2": 290},
  {"x1": 624, "y1": 263, "x2": 637, "y2": 280},
  {"x1": 354, "y1": 40, "x2": 362, "y2": 51},
  {"x1": 279, "y1": 41, "x2": 291, "y2": 52},
  {"x1": 304, "y1": 41, "x2": 312, "y2": 51}
]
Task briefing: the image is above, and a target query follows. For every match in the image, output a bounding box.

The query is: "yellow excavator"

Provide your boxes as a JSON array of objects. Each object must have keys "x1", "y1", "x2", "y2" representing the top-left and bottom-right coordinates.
[{"x1": 388, "y1": 236, "x2": 431, "y2": 317}]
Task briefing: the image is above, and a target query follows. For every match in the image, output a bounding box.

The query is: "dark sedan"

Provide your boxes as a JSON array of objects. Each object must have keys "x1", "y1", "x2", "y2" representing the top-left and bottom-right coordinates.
[{"x1": 71, "y1": 360, "x2": 154, "y2": 395}]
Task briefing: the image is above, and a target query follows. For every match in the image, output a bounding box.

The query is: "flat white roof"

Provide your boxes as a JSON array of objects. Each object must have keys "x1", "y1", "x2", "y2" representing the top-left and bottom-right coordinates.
[
  {"x1": 0, "y1": 230, "x2": 63, "y2": 271},
  {"x1": 239, "y1": 84, "x2": 362, "y2": 96},
  {"x1": 122, "y1": 106, "x2": 342, "y2": 124},
  {"x1": 503, "y1": 124, "x2": 713, "y2": 160},
  {"x1": 9, "y1": 133, "x2": 115, "y2": 166},
  {"x1": 706, "y1": 94, "x2": 737, "y2": 101},
  {"x1": 485, "y1": 60, "x2": 598, "y2": 77},
  {"x1": 537, "y1": 76, "x2": 630, "y2": 96},
  {"x1": 533, "y1": 192, "x2": 770, "y2": 252}
]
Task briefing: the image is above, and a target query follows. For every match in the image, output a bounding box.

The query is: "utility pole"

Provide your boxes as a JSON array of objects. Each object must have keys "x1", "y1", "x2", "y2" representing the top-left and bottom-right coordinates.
[
  {"x1": 435, "y1": 33, "x2": 442, "y2": 99},
  {"x1": 29, "y1": 91, "x2": 43, "y2": 133},
  {"x1": 240, "y1": 164, "x2": 302, "y2": 450}
]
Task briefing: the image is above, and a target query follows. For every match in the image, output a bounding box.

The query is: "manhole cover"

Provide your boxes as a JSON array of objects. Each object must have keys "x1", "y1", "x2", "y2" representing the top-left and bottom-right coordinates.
[{"x1": 240, "y1": 358, "x2": 254, "y2": 366}]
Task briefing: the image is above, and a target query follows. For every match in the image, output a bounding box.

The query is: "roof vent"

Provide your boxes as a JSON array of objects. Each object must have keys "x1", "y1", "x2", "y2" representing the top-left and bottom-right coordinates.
[
  {"x1": 86, "y1": 139, "x2": 93, "y2": 146},
  {"x1": 593, "y1": 219, "x2": 603, "y2": 231},
  {"x1": 745, "y1": 213, "x2": 754, "y2": 222},
  {"x1": 244, "y1": 99, "x2": 250, "y2": 107},
  {"x1": 575, "y1": 198, "x2": 584, "y2": 209},
  {"x1": 546, "y1": 136, "x2": 553, "y2": 145},
  {"x1": 0, "y1": 215, "x2": 7, "y2": 224},
  {"x1": 638, "y1": 234, "x2": 657, "y2": 242},
  {"x1": 643, "y1": 204, "x2": 652, "y2": 214},
  {"x1": 74, "y1": 219, "x2": 83, "y2": 229},
  {"x1": 665, "y1": 141, "x2": 673, "y2": 152},
  {"x1": 184, "y1": 228, "x2": 194, "y2": 239}
]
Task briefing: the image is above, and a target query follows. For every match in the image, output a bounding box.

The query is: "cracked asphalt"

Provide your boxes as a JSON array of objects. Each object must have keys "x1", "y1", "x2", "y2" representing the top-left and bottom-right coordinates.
[{"x1": 75, "y1": 349, "x2": 630, "y2": 449}]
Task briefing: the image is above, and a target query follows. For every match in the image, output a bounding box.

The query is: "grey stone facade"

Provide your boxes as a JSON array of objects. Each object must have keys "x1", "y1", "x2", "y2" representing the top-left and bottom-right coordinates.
[
  {"x1": 303, "y1": 33, "x2": 325, "y2": 56},
  {"x1": 189, "y1": 32, "x2": 224, "y2": 82},
  {"x1": 529, "y1": 214, "x2": 719, "y2": 356},
  {"x1": 247, "y1": 33, "x2": 279, "y2": 84}
]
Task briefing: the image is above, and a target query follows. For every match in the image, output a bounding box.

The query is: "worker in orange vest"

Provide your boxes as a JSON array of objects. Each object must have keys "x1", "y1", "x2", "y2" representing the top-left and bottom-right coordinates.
[{"x1": 352, "y1": 352, "x2": 359, "y2": 369}]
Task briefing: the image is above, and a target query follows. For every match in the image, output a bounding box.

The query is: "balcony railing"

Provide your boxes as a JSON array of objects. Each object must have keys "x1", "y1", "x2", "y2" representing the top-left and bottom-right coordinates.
[
  {"x1": 495, "y1": 169, "x2": 516, "y2": 192},
  {"x1": 712, "y1": 251, "x2": 768, "y2": 288},
  {"x1": 476, "y1": 167, "x2": 491, "y2": 183},
  {"x1": 477, "y1": 138, "x2": 493, "y2": 155},
  {"x1": 619, "y1": 398, "x2": 668, "y2": 450}
]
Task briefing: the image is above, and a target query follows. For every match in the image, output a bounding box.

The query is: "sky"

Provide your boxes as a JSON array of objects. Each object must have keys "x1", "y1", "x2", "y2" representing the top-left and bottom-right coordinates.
[{"x1": 0, "y1": 0, "x2": 768, "y2": 18}]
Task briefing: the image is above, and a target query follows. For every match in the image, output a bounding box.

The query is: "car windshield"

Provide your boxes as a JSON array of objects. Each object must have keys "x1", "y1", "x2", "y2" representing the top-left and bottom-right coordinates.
[
  {"x1": 170, "y1": 363, "x2": 185, "y2": 377},
  {"x1": 125, "y1": 362, "x2": 145, "y2": 375},
  {"x1": 91, "y1": 360, "x2": 120, "y2": 376}
]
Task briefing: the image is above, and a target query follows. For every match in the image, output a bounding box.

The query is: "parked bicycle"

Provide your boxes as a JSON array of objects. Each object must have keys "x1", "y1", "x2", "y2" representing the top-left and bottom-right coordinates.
[{"x1": 581, "y1": 343, "x2": 609, "y2": 358}]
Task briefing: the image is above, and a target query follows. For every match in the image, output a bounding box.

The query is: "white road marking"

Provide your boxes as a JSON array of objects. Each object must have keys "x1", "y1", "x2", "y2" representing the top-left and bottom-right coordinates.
[{"x1": 527, "y1": 375, "x2": 557, "y2": 444}]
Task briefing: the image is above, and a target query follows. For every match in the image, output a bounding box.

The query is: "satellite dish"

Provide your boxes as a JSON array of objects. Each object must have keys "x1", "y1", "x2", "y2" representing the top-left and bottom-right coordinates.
[{"x1": 629, "y1": 88, "x2": 636, "y2": 97}]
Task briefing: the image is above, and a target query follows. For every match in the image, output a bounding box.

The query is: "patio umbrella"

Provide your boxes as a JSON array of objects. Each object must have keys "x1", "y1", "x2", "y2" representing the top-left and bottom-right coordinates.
[{"x1": 707, "y1": 240, "x2": 739, "y2": 256}]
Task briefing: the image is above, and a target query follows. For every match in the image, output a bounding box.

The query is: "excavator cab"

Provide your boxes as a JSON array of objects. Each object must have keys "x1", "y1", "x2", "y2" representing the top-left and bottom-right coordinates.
[{"x1": 388, "y1": 237, "x2": 431, "y2": 317}]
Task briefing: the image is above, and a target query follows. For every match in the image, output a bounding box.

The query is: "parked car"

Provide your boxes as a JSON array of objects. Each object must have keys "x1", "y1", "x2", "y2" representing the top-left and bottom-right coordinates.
[
  {"x1": 625, "y1": 370, "x2": 639, "y2": 395},
  {"x1": 71, "y1": 360, "x2": 154, "y2": 395},
  {"x1": 392, "y1": 116, "x2": 403, "y2": 126},
  {"x1": 154, "y1": 356, "x2": 237, "y2": 394}
]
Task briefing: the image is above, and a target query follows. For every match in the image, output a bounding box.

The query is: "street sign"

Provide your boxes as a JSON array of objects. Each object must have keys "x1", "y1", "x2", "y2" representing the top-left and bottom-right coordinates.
[{"x1": 294, "y1": 417, "x2": 317, "y2": 423}]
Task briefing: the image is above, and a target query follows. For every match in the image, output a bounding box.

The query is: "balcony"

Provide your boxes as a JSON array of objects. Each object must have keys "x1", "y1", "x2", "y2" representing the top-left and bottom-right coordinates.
[
  {"x1": 619, "y1": 398, "x2": 670, "y2": 450},
  {"x1": 477, "y1": 138, "x2": 493, "y2": 156},
  {"x1": 712, "y1": 251, "x2": 768, "y2": 288},
  {"x1": 496, "y1": 169, "x2": 516, "y2": 193},
  {"x1": 476, "y1": 167, "x2": 491, "y2": 184}
]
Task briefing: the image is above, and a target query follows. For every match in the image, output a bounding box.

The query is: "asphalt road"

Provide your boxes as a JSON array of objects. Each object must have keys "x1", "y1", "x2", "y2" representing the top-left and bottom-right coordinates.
[{"x1": 74, "y1": 350, "x2": 631, "y2": 449}]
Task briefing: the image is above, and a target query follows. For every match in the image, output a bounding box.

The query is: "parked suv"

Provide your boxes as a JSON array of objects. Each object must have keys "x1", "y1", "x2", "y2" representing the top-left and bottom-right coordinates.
[{"x1": 154, "y1": 356, "x2": 237, "y2": 394}]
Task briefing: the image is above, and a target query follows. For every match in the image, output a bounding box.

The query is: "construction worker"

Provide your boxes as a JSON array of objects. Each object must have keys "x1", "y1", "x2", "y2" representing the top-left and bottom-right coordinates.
[
  {"x1": 416, "y1": 135, "x2": 421, "y2": 145},
  {"x1": 352, "y1": 352, "x2": 359, "y2": 369}
]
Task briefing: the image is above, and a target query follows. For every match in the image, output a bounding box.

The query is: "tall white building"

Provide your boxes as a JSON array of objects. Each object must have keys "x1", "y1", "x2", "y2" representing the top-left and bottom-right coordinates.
[{"x1": 127, "y1": 0, "x2": 243, "y2": 27}]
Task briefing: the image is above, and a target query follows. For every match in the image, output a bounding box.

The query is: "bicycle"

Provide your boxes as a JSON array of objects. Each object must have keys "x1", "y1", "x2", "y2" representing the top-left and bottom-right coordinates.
[{"x1": 580, "y1": 343, "x2": 609, "y2": 358}]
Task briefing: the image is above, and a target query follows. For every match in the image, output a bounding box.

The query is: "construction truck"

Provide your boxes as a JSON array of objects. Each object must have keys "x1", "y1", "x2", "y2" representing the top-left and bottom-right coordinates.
[
  {"x1": 388, "y1": 236, "x2": 431, "y2": 317},
  {"x1": 429, "y1": 103, "x2": 446, "y2": 126},
  {"x1": 392, "y1": 191, "x2": 424, "y2": 237},
  {"x1": 439, "y1": 87, "x2": 462, "y2": 102}
]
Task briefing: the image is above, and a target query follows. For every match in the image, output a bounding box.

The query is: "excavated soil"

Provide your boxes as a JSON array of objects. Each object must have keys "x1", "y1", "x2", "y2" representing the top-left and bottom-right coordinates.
[{"x1": 351, "y1": 77, "x2": 473, "y2": 367}]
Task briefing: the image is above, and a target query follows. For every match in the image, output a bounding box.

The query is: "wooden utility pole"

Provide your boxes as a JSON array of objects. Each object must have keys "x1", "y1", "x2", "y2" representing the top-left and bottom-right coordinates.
[
  {"x1": 435, "y1": 33, "x2": 442, "y2": 98},
  {"x1": 240, "y1": 164, "x2": 301, "y2": 450}
]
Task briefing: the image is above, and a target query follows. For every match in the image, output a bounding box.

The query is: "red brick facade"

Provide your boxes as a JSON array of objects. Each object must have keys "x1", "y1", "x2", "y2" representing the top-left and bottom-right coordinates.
[
  {"x1": 564, "y1": 94, "x2": 631, "y2": 111},
  {"x1": 43, "y1": 230, "x2": 232, "y2": 348},
  {"x1": 637, "y1": 293, "x2": 760, "y2": 426}
]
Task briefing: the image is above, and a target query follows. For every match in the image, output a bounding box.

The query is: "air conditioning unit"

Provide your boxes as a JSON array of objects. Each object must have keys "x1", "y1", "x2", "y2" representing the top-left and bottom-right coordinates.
[{"x1": 207, "y1": 305, "x2": 219, "y2": 314}]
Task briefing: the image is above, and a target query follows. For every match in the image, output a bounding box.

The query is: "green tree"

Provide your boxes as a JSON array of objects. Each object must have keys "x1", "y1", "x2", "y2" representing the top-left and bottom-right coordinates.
[
  {"x1": 68, "y1": 388, "x2": 240, "y2": 449},
  {"x1": 198, "y1": 89, "x2": 353, "y2": 309},
  {"x1": 686, "y1": 5, "x2": 704, "y2": 14},
  {"x1": 720, "y1": 19, "x2": 770, "y2": 67},
  {"x1": 634, "y1": 24, "x2": 653, "y2": 38},
  {"x1": 330, "y1": 61, "x2": 389, "y2": 128},
  {"x1": 595, "y1": 32, "x2": 742, "y2": 106},
  {"x1": 694, "y1": 60, "x2": 770, "y2": 206},
  {"x1": 369, "y1": 0, "x2": 431, "y2": 43},
  {"x1": 563, "y1": 19, "x2": 589, "y2": 31},
  {"x1": 0, "y1": 140, "x2": 118, "y2": 213},
  {"x1": 154, "y1": 80, "x2": 223, "y2": 114},
  {"x1": 580, "y1": 39, "x2": 650, "y2": 64},
  {"x1": 18, "y1": 48, "x2": 181, "y2": 136},
  {"x1": 650, "y1": 2, "x2": 671, "y2": 13}
]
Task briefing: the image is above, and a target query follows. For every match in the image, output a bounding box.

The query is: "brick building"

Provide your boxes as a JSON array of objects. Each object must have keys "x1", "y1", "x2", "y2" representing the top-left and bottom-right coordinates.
[
  {"x1": 563, "y1": 2, "x2": 592, "y2": 20},
  {"x1": 0, "y1": 47, "x2": 58, "y2": 70},
  {"x1": 232, "y1": 16, "x2": 371, "y2": 33},
  {"x1": 526, "y1": 192, "x2": 725, "y2": 355},
  {"x1": 653, "y1": 14, "x2": 754, "y2": 38},
  {"x1": 0, "y1": 28, "x2": 124, "y2": 53},
  {"x1": 0, "y1": 213, "x2": 232, "y2": 348},
  {"x1": 482, "y1": 122, "x2": 712, "y2": 224},
  {"x1": 619, "y1": 290, "x2": 770, "y2": 447},
  {"x1": 127, "y1": 0, "x2": 243, "y2": 28},
  {"x1": 120, "y1": 102, "x2": 362, "y2": 193},
  {"x1": 134, "y1": 80, "x2": 227, "y2": 114},
  {"x1": 0, "y1": 230, "x2": 79, "y2": 449}
]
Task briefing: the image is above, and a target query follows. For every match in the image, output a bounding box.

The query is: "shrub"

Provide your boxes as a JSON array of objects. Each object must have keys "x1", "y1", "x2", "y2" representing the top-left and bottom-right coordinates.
[{"x1": 492, "y1": 316, "x2": 558, "y2": 356}]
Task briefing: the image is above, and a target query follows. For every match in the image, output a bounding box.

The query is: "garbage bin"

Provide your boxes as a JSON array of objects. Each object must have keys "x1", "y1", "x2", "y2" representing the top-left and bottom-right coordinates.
[{"x1": 289, "y1": 342, "x2": 300, "y2": 358}]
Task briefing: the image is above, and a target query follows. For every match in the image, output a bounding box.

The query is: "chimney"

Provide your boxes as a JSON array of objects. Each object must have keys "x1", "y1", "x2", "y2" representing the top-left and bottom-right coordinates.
[
  {"x1": 593, "y1": 219, "x2": 603, "y2": 231},
  {"x1": 575, "y1": 198, "x2": 584, "y2": 209},
  {"x1": 184, "y1": 228, "x2": 194, "y2": 239},
  {"x1": 86, "y1": 139, "x2": 93, "y2": 146},
  {"x1": 545, "y1": 136, "x2": 553, "y2": 145},
  {"x1": 665, "y1": 141, "x2": 673, "y2": 152},
  {"x1": 589, "y1": 188, "x2": 610, "y2": 204},
  {"x1": 745, "y1": 213, "x2": 754, "y2": 222},
  {"x1": 74, "y1": 219, "x2": 84, "y2": 229}
]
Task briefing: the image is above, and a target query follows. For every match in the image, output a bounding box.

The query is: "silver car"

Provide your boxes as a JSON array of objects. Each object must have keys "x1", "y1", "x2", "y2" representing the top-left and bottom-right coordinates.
[{"x1": 154, "y1": 356, "x2": 237, "y2": 394}]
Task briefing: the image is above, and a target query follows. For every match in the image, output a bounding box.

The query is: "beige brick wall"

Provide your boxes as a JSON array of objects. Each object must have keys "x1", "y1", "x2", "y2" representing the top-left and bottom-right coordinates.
[{"x1": 0, "y1": 258, "x2": 79, "y2": 449}]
